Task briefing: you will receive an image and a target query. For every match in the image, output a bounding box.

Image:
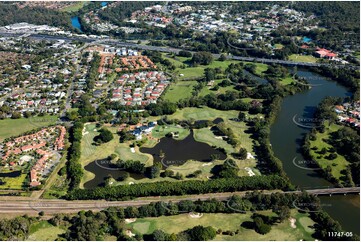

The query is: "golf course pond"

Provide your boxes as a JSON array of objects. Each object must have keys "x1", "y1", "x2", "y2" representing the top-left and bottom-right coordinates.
[
  {"x1": 84, "y1": 129, "x2": 227, "y2": 188},
  {"x1": 140, "y1": 129, "x2": 227, "y2": 167}
]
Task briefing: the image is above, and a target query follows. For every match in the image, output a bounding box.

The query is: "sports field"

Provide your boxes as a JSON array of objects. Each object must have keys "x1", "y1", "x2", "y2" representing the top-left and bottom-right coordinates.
[{"x1": 167, "y1": 106, "x2": 238, "y2": 121}]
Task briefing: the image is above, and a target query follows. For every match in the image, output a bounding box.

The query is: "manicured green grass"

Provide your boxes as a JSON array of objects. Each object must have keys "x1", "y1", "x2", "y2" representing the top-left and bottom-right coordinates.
[
  {"x1": 60, "y1": 1, "x2": 88, "y2": 12},
  {"x1": 279, "y1": 76, "x2": 296, "y2": 85},
  {"x1": 225, "y1": 118, "x2": 258, "y2": 152},
  {"x1": 0, "y1": 174, "x2": 27, "y2": 190},
  {"x1": 288, "y1": 54, "x2": 318, "y2": 63},
  {"x1": 27, "y1": 221, "x2": 66, "y2": 241},
  {"x1": 175, "y1": 60, "x2": 239, "y2": 79},
  {"x1": 151, "y1": 125, "x2": 190, "y2": 140},
  {"x1": 193, "y1": 128, "x2": 235, "y2": 154},
  {"x1": 198, "y1": 79, "x2": 235, "y2": 97},
  {"x1": 79, "y1": 124, "x2": 152, "y2": 188},
  {"x1": 0, "y1": 115, "x2": 58, "y2": 142},
  {"x1": 244, "y1": 62, "x2": 269, "y2": 76},
  {"x1": 274, "y1": 44, "x2": 284, "y2": 49},
  {"x1": 309, "y1": 123, "x2": 349, "y2": 179},
  {"x1": 167, "y1": 107, "x2": 238, "y2": 121},
  {"x1": 128, "y1": 210, "x2": 315, "y2": 241},
  {"x1": 163, "y1": 80, "x2": 198, "y2": 102}
]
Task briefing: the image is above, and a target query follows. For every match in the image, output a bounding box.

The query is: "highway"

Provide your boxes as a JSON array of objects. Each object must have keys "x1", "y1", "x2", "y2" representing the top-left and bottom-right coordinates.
[
  {"x1": 0, "y1": 32, "x2": 358, "y2": 70},
  {"x1": 0, "y1": 187, "x2": 359, "y2": 215}
]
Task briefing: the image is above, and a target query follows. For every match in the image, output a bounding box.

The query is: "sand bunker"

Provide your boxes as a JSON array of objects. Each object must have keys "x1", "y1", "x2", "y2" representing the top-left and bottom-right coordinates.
[
  {"x1": 289, "y1": 218, "x2": 296, "y2": 228},
  {"x1": 125, "y1": 229, "x2": 135, "y2": 237},
  {"x1": 247, "y1": 152, "x2": 255, "y2": 159},
  {"x1": 245, "y1": 167, "x2": 255, "y2": 176},
  {"x1": 125, "y1": 218, "x2": 137, "y2": 224},
  {"x1": 189, "y1": 212, "x2": 203, "y2": 218}
]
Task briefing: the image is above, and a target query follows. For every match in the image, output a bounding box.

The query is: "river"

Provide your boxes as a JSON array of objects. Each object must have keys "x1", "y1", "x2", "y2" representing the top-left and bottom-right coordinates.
[
  {"x1": 270, "y1": 69, "x2": 360, "y2": 234},
  {"x1": 71, "y1": 2, "x2": 108, "y2": 31}
]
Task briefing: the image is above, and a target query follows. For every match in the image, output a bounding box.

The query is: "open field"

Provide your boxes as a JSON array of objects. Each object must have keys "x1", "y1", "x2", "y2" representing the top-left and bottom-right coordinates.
[
  {"x1": 128, "y1": 210, "x2": 315, "y2": 241},
  {"x1": 309, "y1": 123, "x2": 349, "y2": 179},
  {"x1": 176, "y1": 59, "x2": 239, "y2": 79},
  {"x1": 60, "y1": 1, "x2": 88, "y2": 12},
  {"x1": 163, "y1": 54, "x2": 239, "y2": 80},
  {"x1": 0, "y1": 173, "x2": 27, "y2": 190},
  {"x1": 198, "y1": 79, "x2": 236, "y2": 97},
  {"x1": 0, "y1": 115, "x2": 58, "y2": 142},
  {"x1": 27, "y1": 221, "x2": 66, "y2": 241},
  {"x1": 163, "y1": 80, "x2": 198, "y2": 102},
  {"x1": 167, "y1": 106, "x2": 238, "y2": 121},
  {"x1": 288, "y1": 54, "x2": 318, "y2": 63}
]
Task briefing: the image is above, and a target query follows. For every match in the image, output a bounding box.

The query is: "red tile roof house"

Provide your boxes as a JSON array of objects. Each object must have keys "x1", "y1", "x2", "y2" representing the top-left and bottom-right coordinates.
[
  {"x1": 54, "y1": 126, "x2": 66, "y2": 150},
  {"x1": 314, "y1": 48, "x2": 337, "y2": 60},
  {"x1": 30, "y1": 169, "x2": 40, "y2": 187}
]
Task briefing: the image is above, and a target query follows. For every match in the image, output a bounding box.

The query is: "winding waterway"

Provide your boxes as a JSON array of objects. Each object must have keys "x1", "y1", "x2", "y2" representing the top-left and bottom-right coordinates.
[{"x1": 270, "y1": 69, "x2": 359, "y2": 234}]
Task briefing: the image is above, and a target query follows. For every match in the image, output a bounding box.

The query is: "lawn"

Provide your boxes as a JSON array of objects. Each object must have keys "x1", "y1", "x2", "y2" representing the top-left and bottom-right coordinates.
[
  {"x1": 0, "y1": 115, "x2": 58, "y2": 142},
  {"x1": 198, "y1": 79, "x2": 235, "y2": 97},
  {"x1": 0, "y1": 174, "x2": 27, "y2": 190},
  {"x1": 279, "y1": 76, "x2": 296, "y2": 85},
  {"x1": 163, "y1": 80, "x2": 198, "y2": 102},
  {"x1": 176, "y1": 59, "x2": 240, "y2": 79},
  {"x1": 288, "y1": 54, "x2": 318, "y2": 63},
  {"x1": 151, "y1": 124, "x2": 190, "y2": 140},
  {"x1": 274, "y1": 44, "x2": 284, "y2": 49},
  {"x1": 167, "y1": 106, "x2": 238, "y2": 121},
  {"x1": 79, "y1": 123, "x2": 152, "y2": 188},
  {"x1": 128, "y1": 210, "x2": 315, "y2": 241},
  {"x1": 60, "y1": 1, "x2": 88, "y2": 12},
  {"x1": 309, "y1": 123, "x2": 350, "y2": 180},
  {"x1": 244, "y1": 62, "x2": 269, "y2": 76},
  {"x1": 193, "y1": 128, "x2": 235, "y2": 154},
  {"x1": 224, "y1": 118, "x2": 258, "y2": 152},
  {"x1": 27, "y1": 221, "x2": 65, "y2": 241}
]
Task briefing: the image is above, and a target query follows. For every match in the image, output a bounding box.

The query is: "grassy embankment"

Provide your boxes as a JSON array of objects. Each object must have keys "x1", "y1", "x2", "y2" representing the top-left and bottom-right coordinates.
[{"x1": 308, "y1": 122, "x2": 350, "y2": 179}]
